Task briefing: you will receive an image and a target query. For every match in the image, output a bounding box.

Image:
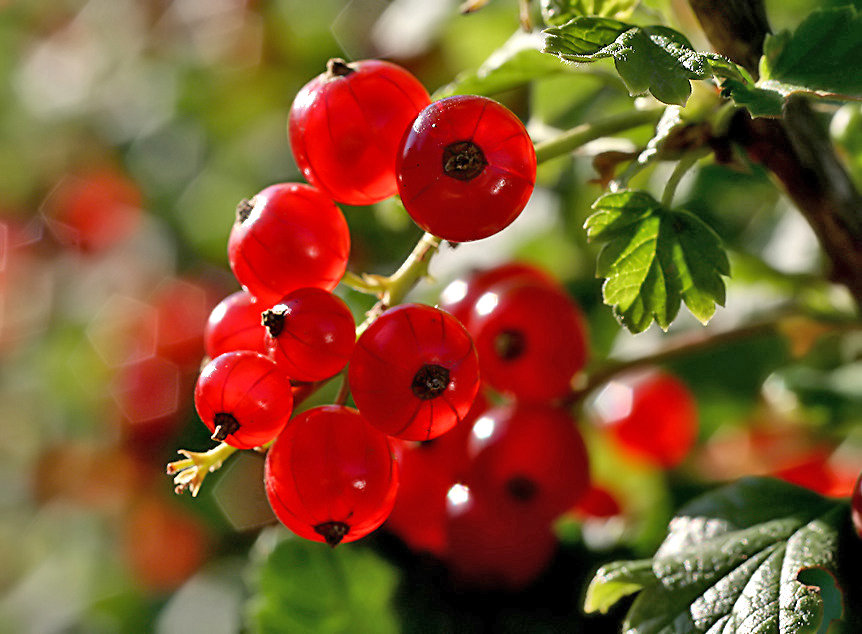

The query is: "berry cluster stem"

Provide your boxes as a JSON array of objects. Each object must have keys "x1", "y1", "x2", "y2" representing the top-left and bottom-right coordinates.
[
  {"x1": 356, "y1": 232, "x2": 442, "y2": 337},
  {"x1": 167, "y1": 443, "x2": 239, "y2": 497}
]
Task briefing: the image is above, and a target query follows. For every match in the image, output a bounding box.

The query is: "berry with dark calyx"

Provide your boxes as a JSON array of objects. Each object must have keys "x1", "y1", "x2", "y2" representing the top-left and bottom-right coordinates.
[
  {"x1": 470, "y1": 279, "x2": 589, "y2": 401},
  {"x1": 289, "y1": 58, "x2": 431, "y2": 206},
  {"x1": 437, "y1": 261, "x2": 556, "y2": 330},
  {"x1": 444, "y1": 483, "x2": 558, "y2": 590},
  {"x1": 204, "y1": 290, "x2": 269, "y2": 358},
  {"x1": 262, "y1": 287, "x2": 356, "y2": 381},
  {"x1": 227, "y1": 183, "x2": 350, "y2": 305},
  {"x1": 465, "y1": 402, "x2": 590, "y2": 522},
  {"x1": 349, "y1": 304, "x2": 480, "y2": 441},
  {"x1": 396, "y1": 95, "x2": 537, "y2": 242},
  {"x1": 591, "y1": 370, "x2": 697, "y2": 469},
  {"x1": 194, "y1": 351, "x2": 293, "y2": 449},
  {"x1": 264, "y1": 405, "x2": 399, "y2": 546}
]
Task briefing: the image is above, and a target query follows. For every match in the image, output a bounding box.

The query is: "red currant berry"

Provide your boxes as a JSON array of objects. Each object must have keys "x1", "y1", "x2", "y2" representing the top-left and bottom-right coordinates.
[
  {"x1": 262, "y1": 287, "x2": 355, "y2": 382},
  {"x1": 349, "y1": 304, "x2": 480, "y2": 441},
  {"x1": 396, "y1": 95, "x2": 537, "y2": 242},
  {"x1": 204, "y1": 290, "x2": 269, "y2": 359},
  {"x1": 470, "y1": 279, "x2": 588, "y2": 400},
  {"x1": 438, "y1": 261, "x2": 556, "y2": 329},
  {"x1": 194, "y1": 351, "x2": 293, "y2": 449},
  {"x1": 852, "y1": 472, "x2": 862, "y2": 539},
  {"x1": 591, "y1": 371, "x2": 697, "y2": 469},
  {"x1": 384, "y1": 391, "x2": 489, "y2": 555},
  {"x1": 264, "y1": 405, "x2": 399, "y2": 546},
  {"x1": 466, "y1": 402, "x2": 590, "y2": 521},
  {"x1": 289, "y1": 58, "x2": 431, "y2": 206},
  {"x1": 227, "y1": 183, "x2": 350, "y2": 305},
  {"x1": 444, "y1": 483, "x2": 557, "y2": 590}
]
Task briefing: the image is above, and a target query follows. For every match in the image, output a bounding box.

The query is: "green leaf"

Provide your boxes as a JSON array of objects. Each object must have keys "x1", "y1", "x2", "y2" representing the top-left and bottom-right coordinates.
[
  {"x1": 761, "y1": 6, "x2": 862, "y2": 100},
  {"x1": 542, "y1": 17, "x2": 711, "y2": 105},
  {"x1": 585, "y1": 478, "x2": 849, "y2": 633},
  {"x1": 540, "y1": 0, "x2": 638, "y2": 26},
  {"x1": 247, "y1": 537, "x2": 399, "y2": 634},
  {"x1": 585, "y1": 190, "x2": 729, "y2": 333},
  {"x1": 434, "y1": 30, "x2": 569, "y2": 99},
  {"x1": 584, "y1": 559, "x2": 657, "y2": 614},
  {"x1": 720, "y1": 7, "x2": 862, "y2": 117}
]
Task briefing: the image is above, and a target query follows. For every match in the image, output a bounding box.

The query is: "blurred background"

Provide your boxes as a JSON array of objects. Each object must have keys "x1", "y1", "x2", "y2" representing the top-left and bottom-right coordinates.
[{"x1": 1, "y1": 0, "x2": 860, "y2": 632}]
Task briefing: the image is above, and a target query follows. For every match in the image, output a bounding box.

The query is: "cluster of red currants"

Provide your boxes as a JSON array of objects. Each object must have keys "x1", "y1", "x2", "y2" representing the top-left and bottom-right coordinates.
[
  {"x1": 194, "y1": 57, "x2": 541, "y2": 550},
  {"x1": 386, "y1": 262, "x2": 593, "y2": 589}
]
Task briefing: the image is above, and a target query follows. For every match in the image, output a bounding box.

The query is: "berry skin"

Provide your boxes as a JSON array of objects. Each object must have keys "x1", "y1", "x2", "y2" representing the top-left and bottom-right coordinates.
[
  {"x1": 396, "y1": 95, "x2": 537, "y2": 242},
  {"x1": 384, "y1": 391, "x2": 489, "y2": 556},
  {"x1": 204, "y1": 290, "x2": 269, "y2": 358},
  {"x1": 262, "y1": 287, "x2": 356, "y2": 382},
  {"x1": 349, "y1": 304, "x2": 480, "y2": 441},
  {"x1": 592, "y1": 371, "x2": 697, "y2": 469},
  {"x1": 470, "y1": 279, "x2": 589, "y2": 401},
  {"x1": 444, "y1": 483, "x2": 558, "y2": 590},
  {"x1": 289, "y1": 58, "x2": 431, "y2": 206},
  {"x1": 227, "y1": 183, "x2": 350, "y2": 305},
  {"x1": 264, "y1": 405, "x2": 399, "y2": 546},
  {"x1": 465, "y1": 402, "x2": 590, "y2": 522},
  {"x1": 194, "y1": 351, "x2": 294, "y2": 449},
  {"x1": 852, "y1": 472, "x2": 862, "y2": 539},
  {"x1": 437, "y1": 261, "x2": 556, "y2": 329}
]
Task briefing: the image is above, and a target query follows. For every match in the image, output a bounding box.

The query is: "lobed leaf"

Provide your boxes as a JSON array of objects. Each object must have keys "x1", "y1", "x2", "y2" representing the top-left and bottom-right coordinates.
[
  {"x1": 542, "y1": 17, "x2": 711, "y2": 105},
  {"x1": 585, "y1": 190, "x2": 728, "y2": 333},
  {"x1": 542, "y1": 8, "x2": 862, "y2": 117},
  {"x1": 585, "y1": 478, "x2": 849, "y2": 633}
]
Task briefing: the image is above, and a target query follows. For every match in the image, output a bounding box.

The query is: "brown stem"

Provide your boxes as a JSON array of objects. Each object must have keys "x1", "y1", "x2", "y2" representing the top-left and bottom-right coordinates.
[{"x1": 689, "y1": 0, "x2": 862, "y2": 308}]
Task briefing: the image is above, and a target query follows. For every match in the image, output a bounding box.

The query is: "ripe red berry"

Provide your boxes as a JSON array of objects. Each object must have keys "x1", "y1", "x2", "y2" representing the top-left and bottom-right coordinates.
[
  {"x1": 852, "y1": 472, "x2": 862, "y2": 539},
  {"x1": 444, "y1": 483, "x2": 557, "y2": 590},
  {"x1": 349, "y1": 304, "x2": 480, "y2": 441},
  {"x1": 204, "y1": 290, "x2": 269, "y2": 359},
  {"x1": 437, "y1": 261, "x2": 556, "y2": 329},
  {"x1": 396, "y1": 95, "x2": 537, "y2": 242},
  {"x1": 465, "y1": 402, "x2": 590, "y2": 522},
  {"x1": 227, "y1": 183, "x2": 350, "y2": 305},
  {"x1": 194, "y1": 351, "x2": 294, "y2": 449},
  {"x1": 470, "y1": 279, "x2": 589, "y2": 401},
  {"x1": 591, "y1": 371, "x2": 697, "y2": 469},
  {"x1": 264, "y1": 405, "x2": 399, "y2": 546},
  {"x1": 262, "y1": 287, "x2": 355, "y2": 381},
  {"x1": 384, "y1": 391, "x2": 489, "y2": 555},
  {"x1": 289, "y1": 58, "x2": 431, "y2": 206}
]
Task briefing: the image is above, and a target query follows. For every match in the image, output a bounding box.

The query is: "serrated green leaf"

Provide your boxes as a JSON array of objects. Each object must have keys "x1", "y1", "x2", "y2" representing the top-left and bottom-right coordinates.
[
  {"x1": 585, "y1": 478, "x2": 848, "y2": 633},
  {"x1": 584, "y1": 559, "x2": 657, "y2": 614},
  {"x1": 761, "y1": 6, "x2": 862, "y2": 100},
  {"x1": 541, "y1": 0, "x2": 638, "y2": 26},
  {"x1": 586, "y1": 190, "x2": 728, "y2": 333},
  {"x1": 719, "y1": 7, "x2": 862, "y2": 117},
  {"x1": 434, "y1": 30, "x2": 569, "y2": 99},
  {"x1": 542, "y1": 18, "x2": 711, "y2": 105},
  {"x1": 247, "y1": 537, "x2": 399, "y2": 634}
]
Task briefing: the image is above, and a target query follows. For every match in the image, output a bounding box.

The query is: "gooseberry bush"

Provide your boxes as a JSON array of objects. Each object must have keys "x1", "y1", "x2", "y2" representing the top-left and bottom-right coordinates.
[{"x1": 162, "y1": 1, "x2": 862, "y2": 631}]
